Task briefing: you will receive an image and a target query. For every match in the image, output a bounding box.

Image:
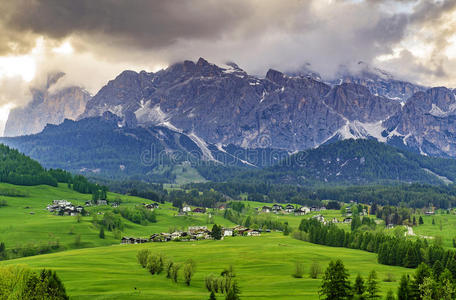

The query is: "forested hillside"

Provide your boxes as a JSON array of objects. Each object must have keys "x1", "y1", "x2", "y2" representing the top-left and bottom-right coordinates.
[
  {"x1": 0, "y1": 144, "x2": 58, "y2": 186},
  {"x1": 240, "y1": 139, "x2": 456, "y2": 185}
]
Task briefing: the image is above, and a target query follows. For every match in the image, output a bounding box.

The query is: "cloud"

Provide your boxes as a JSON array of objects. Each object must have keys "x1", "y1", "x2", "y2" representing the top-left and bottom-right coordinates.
[{"x1": 0, "y1": 0, "x2": 456, "y2": 112}]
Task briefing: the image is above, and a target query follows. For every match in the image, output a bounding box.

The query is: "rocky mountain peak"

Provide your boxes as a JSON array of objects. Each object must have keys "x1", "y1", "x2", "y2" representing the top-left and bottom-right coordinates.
[{"x1": 266, "y1": 69, "x2": 286, "y2": 85}]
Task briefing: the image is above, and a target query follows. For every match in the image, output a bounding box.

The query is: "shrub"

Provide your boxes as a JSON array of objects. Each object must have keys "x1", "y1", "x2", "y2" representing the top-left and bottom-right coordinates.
[
  {"x1": 292, "y1": 261, "x2": 304, "y2": 278},
  {"x1": 146, "y1": 253, "x2": 165, "y2": 275},
  {"x1": 309, "y1": 261, "x2": 321, "y2": 279},
  {"x1": 137, "y1": 249, "x2": 151, "y2": 268}
]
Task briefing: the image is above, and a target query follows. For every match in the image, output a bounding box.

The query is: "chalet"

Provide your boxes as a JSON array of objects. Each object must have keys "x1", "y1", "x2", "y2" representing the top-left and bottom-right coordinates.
[
  {"x1": 272, "y1": 204, "x2": 283, "y2": 213},
  {"x1": 218, "y1": 204, "x2": 226, "y2": 210},
  {"x1": 144, "y1": 203, "x2": 159, "y2": 210},
  {"x1": 285, "y1": 204, "x2": 295, "y2": 213},
  {"x1": 233, "y1": 225, "x2": 249, "y2": 236},
  {"x1": 425, "y1": 211, "x2": 435, "y2": 216},
  {"x1": 111, "y1": 202, "x2": 120, "y2": 208},
  {"x1": 188, "y1": 226, "x2": 208, "y2": 234},
  {"x1": 294, "y1": 209, "x2": 306, "y2": 216},
  {"x1": 310, "y1": 206, "x2": 319, "y2": 212},
  {"x1": 343, "y1": 217, "x2": 352, "y2": 224},
  {"x1": 246, "y1": 230, "x2": 261, "y2": 236},
  {"x1": 85, "y1": 201, "x2": 92, "y2": 206},
  {"x1": 223, "y1": 228, "x2": 233, "y2": 237},
  {"x1": 96, "y1": 200, "x2": 108, "y2": 206},
  {"x1": 261, "y1": 206, "x2": 271, "y2": 213},
  {"x1": 320, "y1": 206, "x2": 327, "y2": 211},
  {"x1": 192, "y1": 207, "x2": 205, "y2": 213},
  {"x1": 53, "y1": 200, "x2": 71, "y2": 206},
  {"x1": 183, "y1": 205, "x2": 192, "y2": 213}
]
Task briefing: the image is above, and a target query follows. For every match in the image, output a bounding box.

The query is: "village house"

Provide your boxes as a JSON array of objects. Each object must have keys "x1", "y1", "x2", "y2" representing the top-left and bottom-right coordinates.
[
  {"x1": 192, "y1": 207, "x2": 205, "y2": 213},
  {"x1": 182, "y1": 205, "x2": 192, "y2": 213},
  {"x1": 96, "y1": 200, "x2": 108, "y2": 206},
  {"x1": 85, "y1": 201, "x2": 92, "y2": 206},
  {"x1": 223, "y1": 228, "x2": 233, "y2": 237},
  {"x1": 320, "y1": 206, "x2": 327, "y2": 211},
  {"x1": 246, "y1": 229, "x2": 261, "y2": 236},
  {"x1": 144, "y1": 203, "x2": 159, "y2": 210},
  {"x1": 261, "y1": 206, "x2": 271, "y2": 213},
  {"x1": 285, "y1": 204, "x2": 295, "y2": 213},
  {"x1": 47, "y1": 200, "x2": 84, "y2": 216},
  {"x1": 272, "y1": 204, "x2": 283, "y2": 213},
  {"x1": 425, "y1": 211, "x2": 435, "y2": 216},
  {"x1": 343, "y1": 217, "x2": 352, "y2": 224},
  {"x1": 313, "y1": 214, "x2": 326, "y2": 224},
  {"x1": 111, "y1": 202, "x2": 120, "y2": 208}
]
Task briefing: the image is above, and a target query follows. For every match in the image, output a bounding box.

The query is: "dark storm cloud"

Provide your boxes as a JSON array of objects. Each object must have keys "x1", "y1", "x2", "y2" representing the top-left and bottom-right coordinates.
[
  {"x1": 0, "y1": 0, "x2": 269, "y2": 54},
  {"x1": 1, "y1": 0, "x2": 456, "y2": 98}
]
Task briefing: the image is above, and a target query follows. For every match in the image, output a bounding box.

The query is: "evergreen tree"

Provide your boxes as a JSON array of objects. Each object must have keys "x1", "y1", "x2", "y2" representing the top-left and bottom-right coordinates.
[
  {"x1": 320, "y1": 260, "x2": 351, "y2": 300},
  {"x1": 366, "y1": 270, "x2": 380, "y2": 299},
  {"x1": 385, "y1": 290, "x2": 395, "y2": 300},
  {"x1": 99, "y1": 227, "x2": 105, "y2": 239},
  {"x1": 353, "y1": 273, "x2": 366, "y2": 298},
  {"x1": 397, "y1": 275, "x2": 410, "y2": 300},
  {"x1": 410, "y1": 263, "x2": 431, "y2": 299},
  {"x1": 209, "y1": 291, "x2": 216, "y2": 300},
  {"x1": 432, "y1": 260, "x2": 443, "y2": 279},
  {"x1": 418, "y1": 216, "x2": 424, "y2": 225},
  {"x1": 432, "y1": 218, "x2": 435, "y2": 225},
  {"x1": 412, "y1": 216, "x2": 416, "y2": 226},
  {"x1": 211, "y1": 224, "x2": 222, "y2": 240}
]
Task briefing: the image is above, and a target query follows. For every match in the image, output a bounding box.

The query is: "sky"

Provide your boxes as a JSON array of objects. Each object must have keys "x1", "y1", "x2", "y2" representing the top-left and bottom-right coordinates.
[{"x1": 0, "y1": 0, "x2": 455, "y2": 132}]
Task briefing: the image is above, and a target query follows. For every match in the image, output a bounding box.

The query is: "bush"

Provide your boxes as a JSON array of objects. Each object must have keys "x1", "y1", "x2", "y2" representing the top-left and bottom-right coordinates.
[
  {"x1": 292, "y1": 261, "x2": 304, "y2": 278},
  {"x1": 170, "y1": 263, "x2": 181, "y2": 283},
  {"x1": 309, "y1": 261, "x2": 321, "y2": 279},
  {"x1": 137, "y1": 249, "x2": 151, "y2": 268},
  {"x1": 146, "y1": 253, "x2": 166, "y2": 275},
  {"x1": 183, "y1": 259, "x2": 196, "y2": 286}
]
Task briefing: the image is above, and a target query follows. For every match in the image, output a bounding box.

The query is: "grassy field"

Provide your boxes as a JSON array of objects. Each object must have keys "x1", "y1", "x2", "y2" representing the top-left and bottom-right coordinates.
[
  {"x1": 1, "y1": 233, "x2": 412, "y2": 300},
  {"x1": 411, "y1": 212, "x2": 456, "y2": 248},
  {"x1": 0, "y1": 183, "x2": 234, "y2": 253}
]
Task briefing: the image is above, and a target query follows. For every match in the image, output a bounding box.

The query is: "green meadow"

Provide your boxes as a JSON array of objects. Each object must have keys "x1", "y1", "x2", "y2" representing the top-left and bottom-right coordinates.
[
  {"x1": 2, "y1": 233, "x2": 412, "y2": 300},
  {"x1": 0, "y1": 183, "x2": 233, "y2": 253}
]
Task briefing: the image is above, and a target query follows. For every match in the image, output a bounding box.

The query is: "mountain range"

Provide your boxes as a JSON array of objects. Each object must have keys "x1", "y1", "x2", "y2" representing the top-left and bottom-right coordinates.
[{"x1": 2, "y1": 57, "x2": 456, "y2": 184}]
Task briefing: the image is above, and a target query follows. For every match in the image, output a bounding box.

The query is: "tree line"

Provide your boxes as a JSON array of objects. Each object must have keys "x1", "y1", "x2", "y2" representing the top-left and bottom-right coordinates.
[{"x1": 296, "y1": 218, "x2": 456, "y2": 272}]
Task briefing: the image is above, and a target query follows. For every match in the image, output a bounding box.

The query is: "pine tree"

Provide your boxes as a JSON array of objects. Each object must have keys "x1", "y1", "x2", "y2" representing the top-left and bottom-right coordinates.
[
  {"x1": 397, "y1": 275, "x2": 410, "y2": 300},
  {"x1": 432, "y1": 260, "x2": 443, "y2": 279},
  {"x1": 209, "y1": 291, "x2": 216, "y2": 300},
  {"x1": 353, "y1": 273, "x2": 366, "y2": 297},
  {"x1": 410, "y1": 263, "x2": 431, "y2": 299},
  {"x1": 419, "y1": 216, "x2": 424, "y2": 225},
  {"x1": 366, "y1": 270, "x2": 380, "y2": 299},
  {"x1": 211, "y1": 224, "x2": 222, "y2": 240},
  {"x1": 385, "y1": 290, "x2": 395, "y2": 300},
  {"x1": 320, "y1": 260, "x2": 351, "y2": 300},
  {"x1": 99, "y1": 227, "x2": 105, "y2": 239}
]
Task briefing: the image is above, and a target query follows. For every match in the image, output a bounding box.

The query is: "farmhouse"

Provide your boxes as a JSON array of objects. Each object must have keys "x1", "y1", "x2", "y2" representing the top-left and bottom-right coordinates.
[
  {"x1": 47, "y1": 201, "x2": 84, "y2": 216},
  {"x1": 272, "y1": 204, "x2": 283, "y2": 213},
  {"x1": 144, "y1": 203, "x2": 159, "y2": 210},
  {"x1": 223, "y1": 228, "x2": 233, "y2": 237},
  {"x1": 246, "y1": 230, "x2": 261, "y2": 236},
  {"x1": 192, "y1": 207, "x2": 205, "y2": 213},
  {"x1": 183, "y1": 205, "x2": 191, "y2": 212},
  {"x1": 261, "y1": 206, "x2": 271, "y2": 213},
  {"x1": 96, "y1": 200, "x2": 108, "y2": 206},
  {"x1": 425, "y1": 211, "x2": 435, "y2": 216},
  {"x1": 285, "y1": 204, "x2": 295, "y2": 213}
]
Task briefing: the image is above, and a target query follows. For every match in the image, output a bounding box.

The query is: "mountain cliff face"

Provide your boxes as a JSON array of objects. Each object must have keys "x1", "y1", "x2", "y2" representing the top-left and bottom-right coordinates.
[
  {"x1": 7, "y1": 58, "x2": 455, "y2": 159},
  {"x1": 383, "y1": 87, "x2": 456, "y2": 157},
  {"x1": 4, "y1": 73, "x2": 91, "y2": 137},
  {"x1": 80, "y1": 58, "x2": 408, "y2": 151}
]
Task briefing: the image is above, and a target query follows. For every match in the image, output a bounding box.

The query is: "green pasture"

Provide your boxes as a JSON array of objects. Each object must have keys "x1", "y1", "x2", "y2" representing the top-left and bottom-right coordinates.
[{"x1": 2, "y1": 233, "x2": 412, "y2": 300}]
